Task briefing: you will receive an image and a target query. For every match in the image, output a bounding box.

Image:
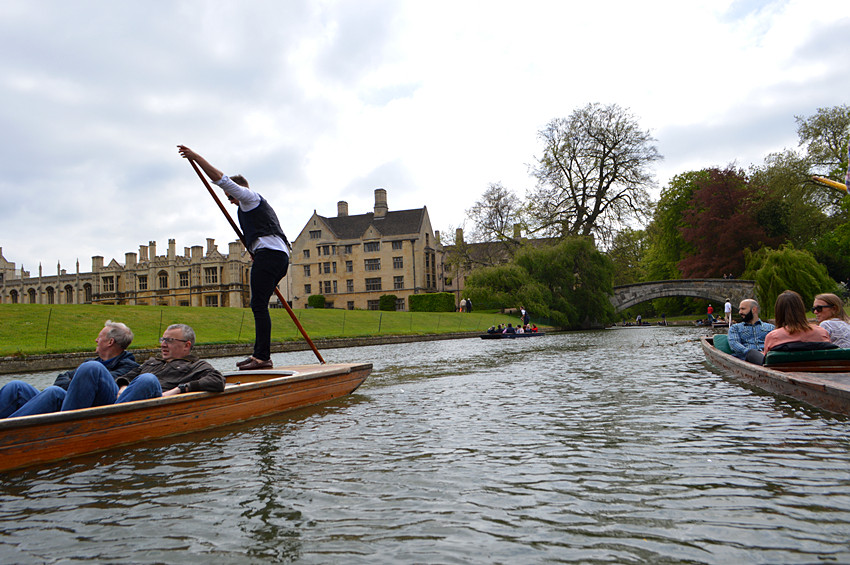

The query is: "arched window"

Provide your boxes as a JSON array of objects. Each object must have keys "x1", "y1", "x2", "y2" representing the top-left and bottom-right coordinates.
[
  {"x1": 84, "y1": 283, "x2": 92, "y2": 303},
  {"x1": 65, "y1": 285, "x2": 74, "y2": 304},
  {"x1": 158, "y1": 270, "x2": 168, "y2": 289},
  {"x1": 10, "y1": 290, "x2": 18, "y2": 304},
  {"x1": 28, "y1": 289, "x2": 37, "y2": 303},
  {"x1": 46, "y1": 287, "x2": 55, "y2": 304}
]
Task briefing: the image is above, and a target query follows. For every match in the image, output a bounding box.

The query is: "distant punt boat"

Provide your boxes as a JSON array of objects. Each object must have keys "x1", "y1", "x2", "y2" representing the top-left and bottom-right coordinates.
[
  {"x1": 480, "y1": 332, "x2": 545, "y2": 340},
  {"x1": 0, "y1": 363, "x2": 371, "y2": 473}
]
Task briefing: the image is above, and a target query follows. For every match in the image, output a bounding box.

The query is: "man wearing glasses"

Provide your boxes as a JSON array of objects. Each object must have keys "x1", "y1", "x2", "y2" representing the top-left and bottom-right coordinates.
[
  {"x1": 5, "y1": 324, "x2": 224, "y2": 418},
  {"x1": 114, "y1": 323, "x2": 225, "y2": 399}
]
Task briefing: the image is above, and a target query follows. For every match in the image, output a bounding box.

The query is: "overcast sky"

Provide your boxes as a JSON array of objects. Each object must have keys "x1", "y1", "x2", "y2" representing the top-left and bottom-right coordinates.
[{"x1": 1, "y1": 0, "x2": 848, "y2": 276}]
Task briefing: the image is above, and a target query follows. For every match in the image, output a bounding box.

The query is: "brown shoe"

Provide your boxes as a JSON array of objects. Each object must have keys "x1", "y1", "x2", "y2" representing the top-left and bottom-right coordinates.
[
  {"x1": 236, "y1": 357, "x2": 255, "y2": 368},
  {"x1": 239, "y1": 358, "x2": 274, "y2": 371}
]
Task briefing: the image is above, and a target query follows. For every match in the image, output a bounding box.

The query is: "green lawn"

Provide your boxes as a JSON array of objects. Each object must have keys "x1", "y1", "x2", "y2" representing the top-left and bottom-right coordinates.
[{"x1": 0, "y1": 304, "x2": 523, "y2": 356}]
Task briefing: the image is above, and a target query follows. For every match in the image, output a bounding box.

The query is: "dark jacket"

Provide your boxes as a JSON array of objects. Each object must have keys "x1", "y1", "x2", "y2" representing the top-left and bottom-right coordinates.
[
  {"x1": 52, "y1": 351, "x2": 139, "y2": 391},
  {"x1": 117, "y1": 355, "x2": 225, "y2": 393}
]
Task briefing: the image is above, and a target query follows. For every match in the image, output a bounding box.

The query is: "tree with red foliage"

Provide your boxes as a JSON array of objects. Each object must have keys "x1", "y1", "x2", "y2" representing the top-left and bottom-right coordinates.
[{"x1": 678, "y1": 167, "x2": 783, "y2": 278}]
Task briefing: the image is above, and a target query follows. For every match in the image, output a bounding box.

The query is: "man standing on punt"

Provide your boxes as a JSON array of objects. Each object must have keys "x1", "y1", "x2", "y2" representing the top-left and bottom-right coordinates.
[{"x1": 178, "y1": 145, "x2": 291, "y2": 371}]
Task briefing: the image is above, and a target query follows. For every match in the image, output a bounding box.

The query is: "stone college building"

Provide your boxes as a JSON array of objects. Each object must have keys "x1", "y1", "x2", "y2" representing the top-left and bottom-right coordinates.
[{"x1": 1, "y1": 188, "x2": 449, "y2": 310}]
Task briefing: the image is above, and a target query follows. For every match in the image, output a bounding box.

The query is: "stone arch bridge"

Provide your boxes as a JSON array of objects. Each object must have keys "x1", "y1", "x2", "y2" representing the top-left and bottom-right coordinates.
[{"x1": 610, "y1": 279, "x2": 756, "y2": 313}]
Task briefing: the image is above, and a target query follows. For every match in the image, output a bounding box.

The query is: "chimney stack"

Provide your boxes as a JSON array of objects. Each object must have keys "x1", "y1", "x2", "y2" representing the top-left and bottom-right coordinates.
[
  {"x1": 374, "y1": 188, "x2": 388, "y2": 218},
  {"x1": 337, "y1": 201, "x2": 349, "y2": 217}
]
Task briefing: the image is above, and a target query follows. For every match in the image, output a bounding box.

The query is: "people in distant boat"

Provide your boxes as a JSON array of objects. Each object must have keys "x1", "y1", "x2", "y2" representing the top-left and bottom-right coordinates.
[
  {"x1": 813, "y1": 293, "x2": 850, "y2": 348},
  {"x1": 530, "y1": 324, "x2": 538, "y2": 333},
  {"x1": 727, "y1": 299, "x2": 775, "y2": 363},
  {"x1": 749, "y1": 290, "x2": 833, "y2": 364},
  {"x1": 516, "y1": 325, "x2": 525, "y2": 334},
  {"x1": 487, "y1": 326, "x2": 497, "y2": 334},
  {"x1": 6, "y1": 324, "x2": 225, "y2": 418},
  {"x1": 1, "y1": 321, "x2": 139, "y2": 419},
  {"x1": 636, "y1": 314, "x2": 642, "y2": 325},
  {"x1": 503, "y1": 323, "x2": 516, "y2": 334},
  {"x1": 179, "y1": 146, "x2": 290, "y2": 371}
]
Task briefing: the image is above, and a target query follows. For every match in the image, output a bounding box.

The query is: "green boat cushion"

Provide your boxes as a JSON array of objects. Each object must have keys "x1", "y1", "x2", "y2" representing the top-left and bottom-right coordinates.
[
  {"x1": 765, "y1": 348, "x2": 850, "y2": 365},
  {"x1": 713, "y1": 334, "x2": 733, "y2": 354}
]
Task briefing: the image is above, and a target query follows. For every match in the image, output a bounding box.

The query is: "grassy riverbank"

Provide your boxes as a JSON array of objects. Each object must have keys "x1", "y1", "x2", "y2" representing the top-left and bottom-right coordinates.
[{"x1": 0, "y1": 304, "x2": 523, "y2": 356}]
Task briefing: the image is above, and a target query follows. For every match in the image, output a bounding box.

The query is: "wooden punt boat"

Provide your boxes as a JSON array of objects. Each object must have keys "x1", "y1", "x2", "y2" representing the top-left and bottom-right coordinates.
[
  {"x1": 0, "y1": 362, "x2": 371, "y2": 473},
  {"x1": 479, "y1": 332, "x2": 545, "y2": 340},
  {"x1": 700, "y1": 336, "x2": 850, "y2": 416}
]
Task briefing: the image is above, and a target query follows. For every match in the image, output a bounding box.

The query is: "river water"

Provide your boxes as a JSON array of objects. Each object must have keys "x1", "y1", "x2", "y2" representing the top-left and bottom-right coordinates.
[{"x1": 1, "y1": 327, "x2": 849, "y2": 564}]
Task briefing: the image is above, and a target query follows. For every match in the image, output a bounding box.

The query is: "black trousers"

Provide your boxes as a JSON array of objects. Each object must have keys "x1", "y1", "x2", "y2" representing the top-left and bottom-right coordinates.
[{"x1": 250, "y1": 249, "x2": 289, "y2": 361}]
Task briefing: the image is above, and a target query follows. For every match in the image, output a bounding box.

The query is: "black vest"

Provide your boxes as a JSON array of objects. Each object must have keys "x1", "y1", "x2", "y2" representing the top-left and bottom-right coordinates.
[{"x1": 238, "y1": 197, "x2": 288, "y2": 251}]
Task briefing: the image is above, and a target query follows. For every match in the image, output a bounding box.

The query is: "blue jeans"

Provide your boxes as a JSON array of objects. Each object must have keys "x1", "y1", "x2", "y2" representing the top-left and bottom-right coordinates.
[
  {"x1": 8, "y1": 361, "x2": 162, "y2": 418},
  {"x1": 0, "y1": 381, "x2": 40, "y2": 418},
  {"x1": 116, "y1": 373, "x2": 162, "y2": 404}
]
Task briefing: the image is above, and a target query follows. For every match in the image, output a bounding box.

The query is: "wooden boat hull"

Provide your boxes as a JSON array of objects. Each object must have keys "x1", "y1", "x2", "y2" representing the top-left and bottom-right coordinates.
[
  {"x1": 700, "y1": 337, "x2": 850, "y2": 416},
  {"x1": 479, "y1": 332, "x2": 545, "y2": 339},
  {"x1": 0, "y1": 362, "x2": 371, "y2": 473}
]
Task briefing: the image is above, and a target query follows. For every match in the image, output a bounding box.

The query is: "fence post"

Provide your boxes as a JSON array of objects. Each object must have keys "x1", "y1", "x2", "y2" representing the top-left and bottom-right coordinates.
[
  {"x1": 44, "y1": 308, "x2": 53, "y2": 348},
  {"x1": 378, "y1": 313, "x2": 383, "y2": 334},
  {"x1": 341, "y1": 311, "x2": 346, "y2": 336}
]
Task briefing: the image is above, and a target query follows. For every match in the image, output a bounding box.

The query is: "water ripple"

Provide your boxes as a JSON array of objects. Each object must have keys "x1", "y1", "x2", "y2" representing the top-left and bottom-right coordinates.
[{"x1": 1, "y1": 328, "x2": 849, "y2": 564}]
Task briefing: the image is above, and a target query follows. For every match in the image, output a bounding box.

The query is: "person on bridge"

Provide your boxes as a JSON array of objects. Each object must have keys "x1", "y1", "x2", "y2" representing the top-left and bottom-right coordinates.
[{"x1": 727, "y1": 299, "x2": 775, "y2": 363}]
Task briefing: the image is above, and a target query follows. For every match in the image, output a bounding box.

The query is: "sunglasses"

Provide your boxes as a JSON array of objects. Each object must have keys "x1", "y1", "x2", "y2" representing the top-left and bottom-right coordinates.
[{"x1": 811, "y1": 305, "x2": 831, "y2": 313}]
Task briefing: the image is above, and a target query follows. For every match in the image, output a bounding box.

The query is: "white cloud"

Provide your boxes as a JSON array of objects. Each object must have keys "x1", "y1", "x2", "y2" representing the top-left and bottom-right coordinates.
[{"x1": 0, "y1": 0, "x2": 848, "y2": 273}]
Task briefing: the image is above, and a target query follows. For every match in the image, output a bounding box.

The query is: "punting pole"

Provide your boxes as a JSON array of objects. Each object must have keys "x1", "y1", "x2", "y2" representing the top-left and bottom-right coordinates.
[
  {"x1": 812, "y1": 176, "x2": 848, "y2": 193},
  {"x1": 186, "y1": 158, "x2": 326, "y2": 364}
]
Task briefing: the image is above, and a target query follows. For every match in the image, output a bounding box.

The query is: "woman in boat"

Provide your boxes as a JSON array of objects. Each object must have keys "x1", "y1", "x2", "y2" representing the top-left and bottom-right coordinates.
[
  {"x1": 759, "y1": 290, "x2": 832, "y2": 361},
  {"x1": 813, "y1": 293, "x2": 850, "y2": 348}
]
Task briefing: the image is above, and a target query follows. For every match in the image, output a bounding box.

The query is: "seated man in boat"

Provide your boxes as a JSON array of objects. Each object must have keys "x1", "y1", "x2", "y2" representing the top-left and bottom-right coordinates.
[
  {"x1": 503, "y1": 323, "x2": 516, "y2": 334},
  {"x1": 1, "y1": 320, "x2": 139, "y2": 419},
  {"x1": 727, "y1": 299, "x2": 775, "y2": 363},
  {"x1": 5, "y1": 324, "x2": 225, "y2": 418}
]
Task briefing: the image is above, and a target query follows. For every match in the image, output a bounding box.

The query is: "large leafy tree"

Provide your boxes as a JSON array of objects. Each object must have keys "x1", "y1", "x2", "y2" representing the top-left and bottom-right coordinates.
[
  {"x1": 642, "y1": 170, "x2": 706, "y2": 281},
  {"x1": 467, "y1": 182, "x2": 524, "y2": 245},
  {"x1": 742, "y1": 245, "x2": 838, "y2": 318},
  {"x1": 796, "y1": 104, "x2": 850, "y2": 179},
  {"x1": 527, "y1": 103, "x2": 662, "y2": 244},
  {"x1": 607, "y1": 228, "x2": 647, "y2": 286},
  {"x1": 465, "y1": 238, "x2": 615, "y2": 329},
  {"x1": 678, "y1": 167, "x2": 783, "y2": 278}
]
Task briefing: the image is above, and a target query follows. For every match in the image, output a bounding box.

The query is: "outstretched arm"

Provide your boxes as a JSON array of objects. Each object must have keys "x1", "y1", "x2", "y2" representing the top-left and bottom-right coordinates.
[{"x1": 177, "y1": 145, "x2": 223, "y2": 182}]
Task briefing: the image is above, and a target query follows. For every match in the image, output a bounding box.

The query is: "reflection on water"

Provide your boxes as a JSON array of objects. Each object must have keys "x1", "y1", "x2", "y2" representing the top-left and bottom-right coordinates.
[{"x1": 2, "y1": 327, "x2": 850, "y2": 564}]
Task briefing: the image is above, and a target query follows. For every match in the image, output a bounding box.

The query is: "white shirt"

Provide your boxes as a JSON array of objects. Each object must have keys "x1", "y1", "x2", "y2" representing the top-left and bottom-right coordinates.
[
  {"x1": 214, "y1": 175, "x2": 289, "y2": 255},
  {"x1": 821, "y1": 319, "x2": 850, "y2": 348}
]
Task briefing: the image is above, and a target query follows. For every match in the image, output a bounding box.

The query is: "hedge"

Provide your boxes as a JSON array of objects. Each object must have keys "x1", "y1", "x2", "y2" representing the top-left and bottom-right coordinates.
[{"x1": 409, "y1": 292, "x2": 455, "y2": 312}]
